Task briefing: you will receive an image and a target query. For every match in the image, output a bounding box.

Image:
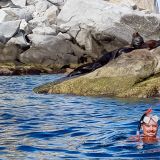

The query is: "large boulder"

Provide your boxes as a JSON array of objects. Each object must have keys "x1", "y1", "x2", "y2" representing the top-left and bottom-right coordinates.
[
  {"x1": 0, "y1": 7, "x2": 33, "y2": 22},
  {"x1": 0, "y1": 44, "x2": 22, "y2": 62},
  {"x1": 33, "y1": 47, "x2": 160, "y2": 98},
  {"x1": 28, "y1": 2, "x2": 58, "y2": 29},
  {"x1": 32, "y1": 26, "x2": 57, "y2": 35},
  {"x1": 107, "y1": 0, "x2": 159, "y2": 13},
  {"x1": 0, "y1": 20, "x2": 21, "y2": 42},
  {"x1": 7, "y1": 31, "x2": 30, "y2": 48},
  {"x1": 57, "y1": 0, "x2": 160, "y2": 57},
  {"x1": 11, "y1": 0, "x2": 26, "y2": 7},
  {"x1": 0, "y1": 10, "x2": 18, "y2": 23},
  {"x1": 0, "y1": 0, "x2": 15, "y2": 8},
  {"x1": 133, "y1": 0, "x2": 159, "y2": 13},
  {"x1": 19, "y1": 35, "x2": 85, "y2": 66}
]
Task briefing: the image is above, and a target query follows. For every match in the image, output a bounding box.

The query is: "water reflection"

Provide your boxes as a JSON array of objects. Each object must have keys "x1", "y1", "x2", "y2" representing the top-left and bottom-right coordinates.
[{"x1": 0, "y1": 75, "x2": 159, "y2": 159}]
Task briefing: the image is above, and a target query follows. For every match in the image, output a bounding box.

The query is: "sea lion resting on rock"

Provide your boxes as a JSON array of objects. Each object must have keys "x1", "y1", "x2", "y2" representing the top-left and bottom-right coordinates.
[
  {"x1": 68, "y1": 32, "x2": 160, "y2": 77},
  {"x1": 67, "y1": 47, "x2": 135, "y2": 77},
  {"x1": 131, "y1": 32, "x2": 160, "y2": 50},
  {"x1": 131, "y1": 32, "x2": 144, "y2": 49}
]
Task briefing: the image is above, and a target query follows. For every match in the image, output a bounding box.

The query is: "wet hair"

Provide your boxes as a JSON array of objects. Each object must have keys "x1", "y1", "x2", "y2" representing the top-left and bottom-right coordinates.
[{"x1": 136, "y1": 108, "x2": 152, "y2": 136}]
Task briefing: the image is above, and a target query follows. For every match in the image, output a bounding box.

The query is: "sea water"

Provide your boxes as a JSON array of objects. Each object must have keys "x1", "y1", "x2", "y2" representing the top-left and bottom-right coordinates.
[{"x1": 0, "y1": 74, "x2": 160, "y2": 159}]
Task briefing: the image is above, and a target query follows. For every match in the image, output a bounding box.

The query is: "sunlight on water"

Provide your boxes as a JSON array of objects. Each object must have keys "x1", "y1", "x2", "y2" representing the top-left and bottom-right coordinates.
[{"x1": 0, "y1": 74, "x2": 160, "y2": 159}]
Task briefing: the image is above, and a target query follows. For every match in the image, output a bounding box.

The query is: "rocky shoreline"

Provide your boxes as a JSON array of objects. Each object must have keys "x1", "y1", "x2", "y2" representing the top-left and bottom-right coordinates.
[{"x1": 0, "y1": 0, "x2": 160, "y2": 75}]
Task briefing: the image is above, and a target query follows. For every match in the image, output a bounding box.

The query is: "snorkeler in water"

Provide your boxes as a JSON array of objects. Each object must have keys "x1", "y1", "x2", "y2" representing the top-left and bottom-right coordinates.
[{"x1": 130, "y1": 108, "x2": 159, "y2": 145}]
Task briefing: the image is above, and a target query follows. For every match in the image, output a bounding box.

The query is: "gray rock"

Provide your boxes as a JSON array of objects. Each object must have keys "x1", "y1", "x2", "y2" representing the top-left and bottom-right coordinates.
[
  {"x1": 87, "y1": 49, "x2": 155, "y2": 79},
  {"x1": 7, "y1": 31, "x2": 30, "y2": 48},
  {"x1": 151, "y1": 47, "x2": 160, "y2": 74},
  {"x1": 11, "y1": 0, "x2": 26, "y2": 7},
  {"x1": 0, "y1": 20, "x2": 21, "y2": 40},
  {"x1": 28, "y1": 2, "x2": 58, "y2": 29},
  {"x1": 34, "y1": 0, "x2": 52, "y2": 17},
  {"x1": 0, "y1": 7, "x2": 33, "y2": 22},
  {"x1": 19, "y1": 35, "x2": 79, "y2": 66},
  {"x1": 0, "y1": 0, "x2": 18, "y2": 8},
  {"x1": 44, "y1": 5, "x2": 58, "y2": 25},
  {"x1": 7, "y1": 8, "x2": 32, "y2": 21},
  {"x1": 0, "y1": 9, "x2": 18, "y2": 22},
  {"x1": 120, "y1": 13, "x2": 160, "y2": 40},
  {"x1": 20, "y1": 30, "x2": 88, "y2": 66},
  {"x1": 107, "y1": 0, "x2": 159, "y2": 13},
  {"x1": 0, "y1": 35, "x2": 7, "y2": 44},
  {"x1": 0, "y1": 44, "x2": 22, "y2": 62},
  {"x1": 57, "y1": 0, "x2": 160, "y2": 56},
  {"x1": 32, "y1": 26, "x2": 57, "y2": 35},
  {"x1": 26, "y1": 0, "x2": 38, "y2": 5},
  {"x1": 34, "y1": 48, "x2": 160, "y2": 97}
]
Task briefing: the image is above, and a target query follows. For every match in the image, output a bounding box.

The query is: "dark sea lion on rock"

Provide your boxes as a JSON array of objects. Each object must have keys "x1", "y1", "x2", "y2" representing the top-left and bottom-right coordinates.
[
  {"x1": 67, "y1": 47, "x2": 135, "y2": 77},
  {"x1": 131, "y1": 32, "x2": 160, "y2": 50},
  {"x1": 131, "y1": 32, "x2": 144, "y2": 49},
  {"x1": 141, "y1": 40, "x2": 160, "y2": 50},
  {"x1": 67, "y1": 62, "x2": 95, "y2": 77}
]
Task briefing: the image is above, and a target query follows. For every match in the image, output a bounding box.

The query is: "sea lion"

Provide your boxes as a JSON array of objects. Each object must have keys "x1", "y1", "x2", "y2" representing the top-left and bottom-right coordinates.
[
  {"x1": 67, "y1": 47, "x2": 135, "y2": 77},
  {"x1": 131, "y1": 32, "x2": 144, "y2": 49},
  {"x1": 131, "y1": 32, "x2": 160, "y2": 50},
  {"x1": 141, "y1": 40, "x2": 160, "y2": 50}
]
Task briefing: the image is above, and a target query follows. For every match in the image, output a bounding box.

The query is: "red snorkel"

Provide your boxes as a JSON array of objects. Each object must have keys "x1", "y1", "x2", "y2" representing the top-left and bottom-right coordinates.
[{"x1": 136, "y1": 108, "x2": 152, "y2": 136}]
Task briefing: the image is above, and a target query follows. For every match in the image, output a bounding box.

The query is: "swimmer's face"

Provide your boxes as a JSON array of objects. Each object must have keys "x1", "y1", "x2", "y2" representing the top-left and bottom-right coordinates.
[{"x1": 142, "y1": 119, "x2": 158, "y2": 137}]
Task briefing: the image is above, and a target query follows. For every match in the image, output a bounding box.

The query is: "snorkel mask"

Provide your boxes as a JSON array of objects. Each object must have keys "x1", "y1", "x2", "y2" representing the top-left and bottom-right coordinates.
[{"x1": 136, "y1": 108, "x2": 159, "y2": 136}]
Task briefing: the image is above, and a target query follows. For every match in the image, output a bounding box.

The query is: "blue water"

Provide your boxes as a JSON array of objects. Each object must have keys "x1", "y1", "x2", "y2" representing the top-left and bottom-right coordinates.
[{"x1": 0, "y1": 74, "x2": 160, "y2": 159}]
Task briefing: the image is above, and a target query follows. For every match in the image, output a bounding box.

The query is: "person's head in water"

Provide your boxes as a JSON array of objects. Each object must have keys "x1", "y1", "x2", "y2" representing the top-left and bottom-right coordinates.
[
  {"x1": 141, "y1": 114, "x2": 159, "y2": 137},
  {"x1": 137, "y1": 108, "x2": 159, "y2": 138}
]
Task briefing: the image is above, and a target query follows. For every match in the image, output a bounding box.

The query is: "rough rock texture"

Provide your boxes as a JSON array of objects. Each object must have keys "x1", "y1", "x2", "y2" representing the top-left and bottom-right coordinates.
[
  {"x1": 34, "y1": 47, "x2": 160, "y2": 98},
  {"x1": 107, "y1": 0, "x2": 159, "y2": 13},
  {"x1": 11, "y1": 0, "x2": 27, "y2": 7},
  {"x1": 0, "y1": 20, "x2": 21, "y2": 41},
  {"x1": 57, "y1": 0, "x2": 160, "y2": 58},
  {"x1": 133, "y1": 0, "x2": 159, "y2": 13},
  {"x1": 0, "y1": 0, "x2": 160, "y2": 76},
  {"x1": 19, "y1": 35, "x2": 85, "y2": 66},
  {"x1": 0, "y1": 44, "x2": 22, "y2": 62}
]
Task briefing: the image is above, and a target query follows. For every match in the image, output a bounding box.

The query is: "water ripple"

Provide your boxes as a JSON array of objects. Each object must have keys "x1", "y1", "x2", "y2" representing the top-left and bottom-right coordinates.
[{"x1": 0, "y1": 74, "x2": 159, "y2": 159}]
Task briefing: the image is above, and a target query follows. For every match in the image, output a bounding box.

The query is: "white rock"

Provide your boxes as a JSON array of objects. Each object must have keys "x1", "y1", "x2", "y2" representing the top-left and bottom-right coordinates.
[
  {"x1": 133, "y1": 0, "x2": 159, "y2": 13},
  {"x1": 57, "y1": 32, "x2": 71, "y2": 40},
  {"x1": 20, "y1": 19, "x2": 28, "y2": 32},
  {"x1": 108, "y1": 0, "x2": 159, "y2": 13},
  {"x1": 0, "y1": 0, "x2": 13, "y2": 8},
  {"x1": 34, "y1": 0, "x2": 52, "y2": 17},
  {"x1": 27, "y1": 34, "x2": 54, "y2": 46},
  {"x1": 0, "y1": 20, "x2": 21, "y2": 39},
  {"x1": 32, "y1": 26, "x2": 56, "y2": 35},
  {"x1": 44, "y1": 5, "x2": 58, "y2": 25},
  {"x1": 11, "y1": 0, "x2": 26, "y2": 7},
  {"x1": 57, "y1": 0, "x2": 160, "y2": 53},
  {"x1": 1, "y1": 7, "x2": 33, "y2": 22},
  {"x1": 28, "y1": 3, "x2": 58, "y2": 29},
  {"x1": 26, "y1": 0, "x2": 38, "y2": 5},
  {"x1": 0, "y1": 10, "x2": 16, "y2": 23},
  {"x1": 7, "y1": 31, "x2": 30, "y2": 47},
  {"x1": 57, "y1": 0, "x2": 132, "y2": 29}
]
